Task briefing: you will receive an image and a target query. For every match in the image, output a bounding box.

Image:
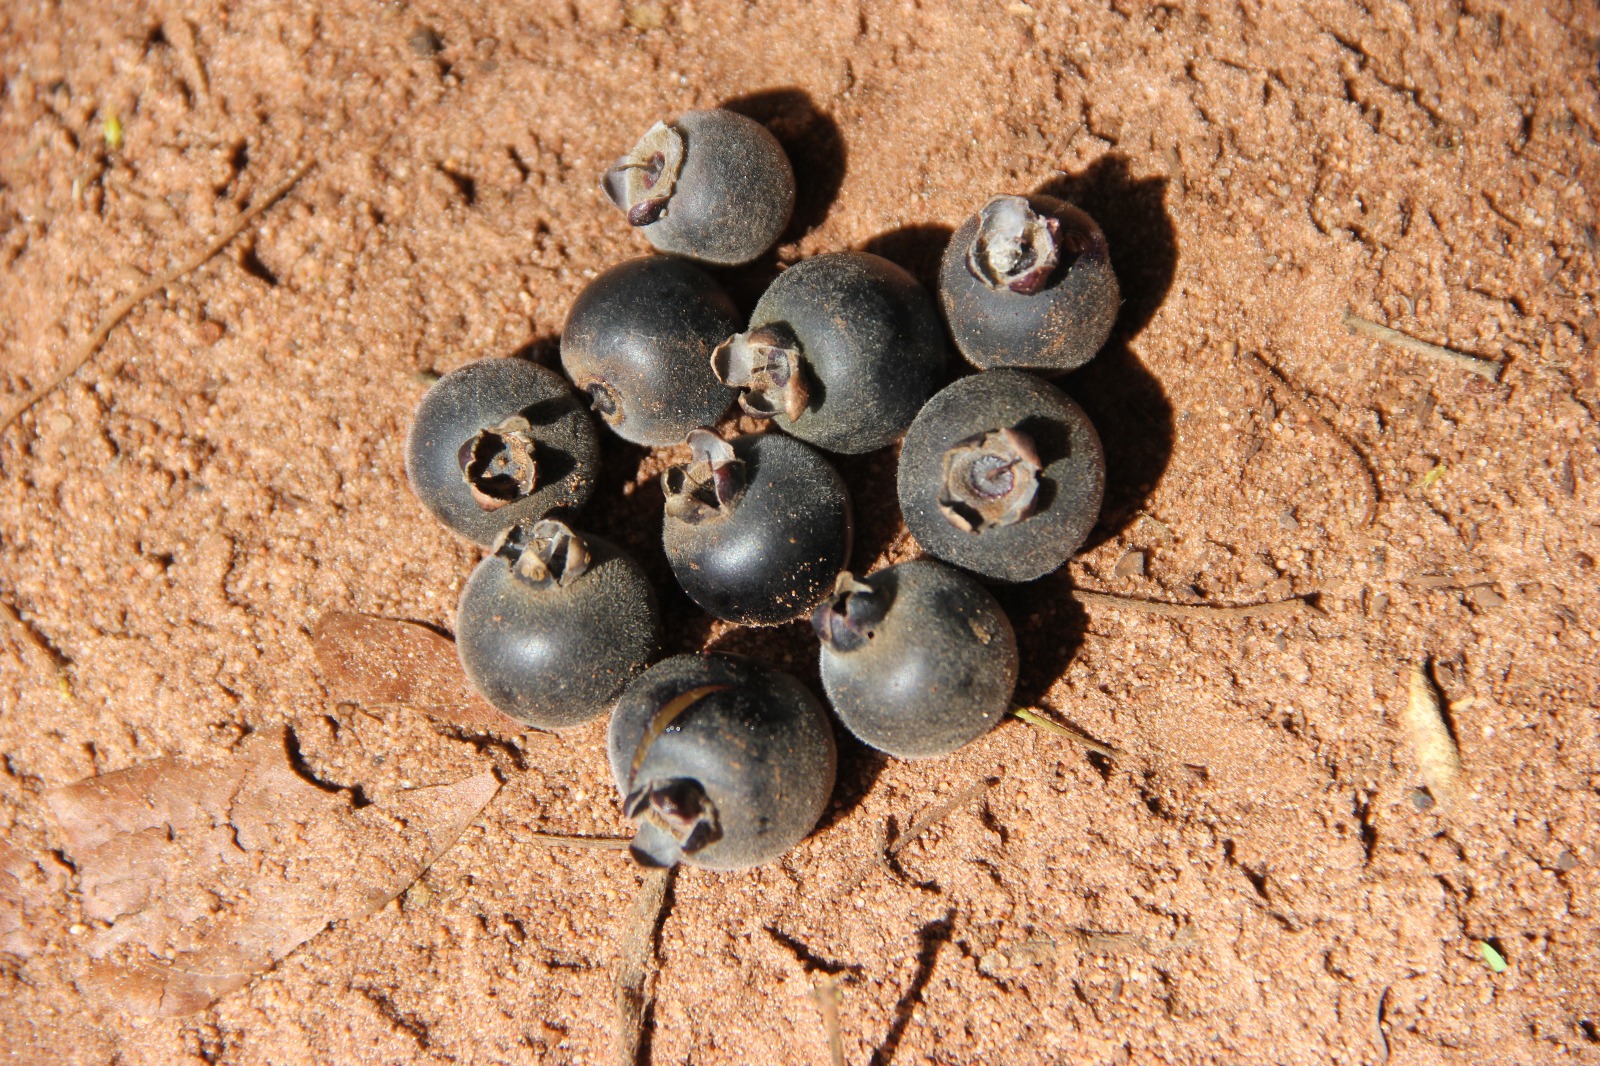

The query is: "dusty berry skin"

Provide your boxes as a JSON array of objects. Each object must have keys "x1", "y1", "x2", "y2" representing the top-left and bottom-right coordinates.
[
  {"x1": 712, "y1": 251, "x2": 948, "y2": 454},
  {"x1": 603, "y1": 109, "x2": 795, "y2": 266},
  {"x1": 939, "y1": 194, "x2": 1119, "y2": 374},
  {"x1": 606, "y1": 653, "x2": 836, "y2": 870},
  {"x1": 814, "y1": 562, "x2": 1018, "y2": 758},
  {"x1": 405, "y1": 358, "x2": 600, "y2": 546},
  {"x1": 455, "y1": 520, "x2": 660, "y2": 730},
  {"x1": 662, "y1": 429, "x2": 852, "y2": 626},
  {"x1": 559, "y1": 257, "x2": 740, "y2": 447},
  {"x1": 897, "y1": 370, "x2": 1105, "y2": 583}
]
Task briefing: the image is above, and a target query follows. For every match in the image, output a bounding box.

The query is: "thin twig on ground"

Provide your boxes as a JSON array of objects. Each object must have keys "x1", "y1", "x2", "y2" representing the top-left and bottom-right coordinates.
[
  {"x1": 1235, "y1": 345, "x2": 1381, "y2": 526},
  {"x1": 1076, "y1": 588, "x2": 1324, "y2": 621},
  {"x1": 1343, "y1": 312, "x2": 1501, "y2": 381},
  {"x1": 0, "y1": 159, "x2": 316, "y2": 435},
  {"x1": 1010, "y1": 707, "x2": 1120, "y2": 757},
  {"x1": 613, "y1": 866, "x2": 674, "y2": 1066}
]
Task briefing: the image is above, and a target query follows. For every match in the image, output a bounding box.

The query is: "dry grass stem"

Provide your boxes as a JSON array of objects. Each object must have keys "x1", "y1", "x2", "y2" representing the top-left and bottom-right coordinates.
[
  {"x1": 1236, "y1": 345, "x2": 1380, "y2": 525},
  {"x1": 890, "y1": 778, "x2": 995, "y2": 857},
  {"x1": 1, "y1": 599, "x2": 71, "y2": 695},
  {"x1": 613, "y1": 866, "x2": 674, "y2": 1066},
  {"x1": 1343, "y1": 312, "x2": 1501, "y2": 381},
  {"x1": 810, "y1": 974, "x2": 846, "y2": 1066},
  {"x1": 1010, "y1": 707, "x2": 1120, "y2": 757},
  {"x1": 515, "y1": 832, "x2": 631, "y2": 851},
  {"x1": 1076, "y1": 588, "x2": 1324, "y2": 621},
  {"x1": 1, "y1": 159, "x2": 316, "y2": 435},
  {"x1": 1401, "y1": 663, "x2": 1463, "y2": 809}
]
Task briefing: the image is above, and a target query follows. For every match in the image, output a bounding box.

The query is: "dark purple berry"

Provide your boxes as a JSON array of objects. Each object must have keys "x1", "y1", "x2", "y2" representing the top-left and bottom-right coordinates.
[
  {"x1": 662, "y1": 429, "x2": 852, "y2": 626},
  {"x1": 602, "y1": 110, "x2": 795, "y2": 266},
  {"x1": 814, "y1": 562, "x2": 1017, "y2": 758},
  {"x1": 711, "y1": 251, "x2": 948, "y2": 454},
  {"x1": 406, "y1": 358, "x2": 600, "y2": 546},
  {"x1": 560, "y1": 257, "x2": 739, "y2": 446},
  {"x1": 607, "y1": 653, "x2": 835, "y2": 870},
  {"x1": 897, "y1": 370, "x2": 1104, "y2": 582},
  {"x1": 940, "y1": 194, "x2": 1119, "y2": 373},
  {"x1": 456, "y1": 519, "x2": 660, "y2": 729}
]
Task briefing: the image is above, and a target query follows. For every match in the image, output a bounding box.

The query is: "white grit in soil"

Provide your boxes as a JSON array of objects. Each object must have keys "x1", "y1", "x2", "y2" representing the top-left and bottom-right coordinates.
[{"x1": 1, "y1": 2, "x2": 1598, "y2": 1064}]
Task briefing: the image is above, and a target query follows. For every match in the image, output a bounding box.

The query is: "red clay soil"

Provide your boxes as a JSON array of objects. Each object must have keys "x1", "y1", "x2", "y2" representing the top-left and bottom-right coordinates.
[{"x1": 2, "y1": 2, "x2": 1598, "y2": 1064}]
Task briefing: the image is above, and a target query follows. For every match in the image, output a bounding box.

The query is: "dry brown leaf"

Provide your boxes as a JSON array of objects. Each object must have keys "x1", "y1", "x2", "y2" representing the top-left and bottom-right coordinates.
[
  {"x1": 46, "y1": 726, "x2": 498, "y2": 1016},
  {"x1": 0, "y1": 836, "x2": 71, "y2": 959},
  {"x1": 1401, "y1": 664, "x2": 1463, "y2": 810},
  {"x1": 311, "y1": 610, "x2": 525, "y2": 732}
]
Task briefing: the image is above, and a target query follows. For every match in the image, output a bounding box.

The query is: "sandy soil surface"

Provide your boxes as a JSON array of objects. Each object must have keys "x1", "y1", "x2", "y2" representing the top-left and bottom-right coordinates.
[{"x1": 2, "y1": 1, "x2": 1598, "y2": 1063}]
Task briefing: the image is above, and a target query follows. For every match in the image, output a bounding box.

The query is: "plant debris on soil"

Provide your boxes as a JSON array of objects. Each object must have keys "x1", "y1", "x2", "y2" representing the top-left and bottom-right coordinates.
[{"x1": 1, "y1": 3, "x2": 1597, "y2": 1064}]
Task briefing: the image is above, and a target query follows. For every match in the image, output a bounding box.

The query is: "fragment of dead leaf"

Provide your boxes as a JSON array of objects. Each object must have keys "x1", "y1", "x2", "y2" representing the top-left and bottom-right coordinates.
[
  {"x1": 311, "y1": 610, "x2": 525, "y2": 732},
  {"x1": 46, "y1": 725, "x2": 498, "y2": 1016},
  {"x1": 1401, "y1": 664, "x2": 1462, "y2": 811}
]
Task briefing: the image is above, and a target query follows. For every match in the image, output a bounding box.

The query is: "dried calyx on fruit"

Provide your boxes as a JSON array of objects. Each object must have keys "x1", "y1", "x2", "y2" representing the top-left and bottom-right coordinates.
[
  {"x1": 608, "y1": 654, "x2": 836, "y2": 870},
  {"x1": 601, "y1": 120, "x2": 685, "y2": 227},
  {"x1": 967, "y1": 195, "x2": 1061, "y2": 295},
  {"x1": 459, "y1": 416, "x2": 539, "y2": 511},
  {"x1": 406, "y1": 358, "x2": 600, "y2": 546},
  {"x1": 937, "y1": 427, "x2": 1041, "y2": 533},
  {"x1": 455, "y1": 518, "x2": 660, "y2": 730},
  {"x1": 601, "y1": 110, "x2": 795, "y2": 266},
  {"x1": 711, "y1": 324, "x2": 809, "y2": 422},
  {"x1": 662, "y1": 429, "x2": 745, "y2": 523}
]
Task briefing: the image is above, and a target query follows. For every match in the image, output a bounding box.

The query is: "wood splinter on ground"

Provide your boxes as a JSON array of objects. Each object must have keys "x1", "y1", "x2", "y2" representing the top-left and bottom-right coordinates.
[
  {"x1": 0, "y1": 158, "x2": 316, "y2": 436},
  {"x1": 1401, "y1": 663, "x2": 1463, "y2": 811},
  {"x1": 613, "y1": 866, "x2": 674, "y2": 1066},
  {"x1": 1343, "y1": 312, "x2": 1502, "y2": 382}
]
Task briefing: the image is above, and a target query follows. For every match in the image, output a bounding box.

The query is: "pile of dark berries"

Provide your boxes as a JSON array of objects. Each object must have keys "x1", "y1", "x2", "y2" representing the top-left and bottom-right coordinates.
[{"x1": 405, "y1": 108, "x2": 1119, "y2": 871}]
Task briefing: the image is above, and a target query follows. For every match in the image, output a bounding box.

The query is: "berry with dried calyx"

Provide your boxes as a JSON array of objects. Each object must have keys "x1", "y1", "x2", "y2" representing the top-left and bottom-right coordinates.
[
  {"x1": 607, "y1": 653, "x2": 836, "y2": 870},
  {"x1": 662, "y1": 428, "x2": 851, "y2": 625},
  {"x1": 814, "y1": 562, "x2": 1017, "y2": 758},
  {"x1": 602, "y1": 110, "x2": 795, "y2": 266},
  {"x1": 560, "y1": 256, "x2": 739, "y2": 447},
  {"x1": 712, "y1": 251, "x2": 947, "y2": 454},
  {"x1": 455, "y1": 519, "x2": 660, "y2": 730},
  {"x1": 406, "y1": 357, "x2": 600, "y2": 546},
  {"x1": 897, "y1": 369, "x2": 1104, "y2": 582},
  {"x1": 940, "y1": 194, "x2": 1119, "y2": 373}
]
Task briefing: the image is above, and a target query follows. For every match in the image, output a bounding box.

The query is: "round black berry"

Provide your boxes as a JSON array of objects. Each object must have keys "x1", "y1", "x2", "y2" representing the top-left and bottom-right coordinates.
[
  {"x1": 607, "y1": 653, "x2": 836, "y2": 870},
  {"x1": 897, "y1": 370, "x2": 1104, "y2": 582},
  {"x1": 406, "y1": 357, "x2": 600, "y2": 546},
  {"x1": 602, "y1": 109, "x2": 795, "y2": 266},
  {"x1": 940, "y1": 194, "x2": 1119, "y2": 373},
  {"x1": 814, "y1": 562, "x2": 1017, "y2": 758},
  {"x1": 456, "y1": 519, "x2": 660, "y2": 730},
  {"x1": 560, "y1": 257, "x2": 739, "y2": 447},
  {"x1": 711, "y1": 251, "x2": 948, "y2": 454},
  {"x1": 662, "y1": 429, "x2": 851, "y2": 626}
]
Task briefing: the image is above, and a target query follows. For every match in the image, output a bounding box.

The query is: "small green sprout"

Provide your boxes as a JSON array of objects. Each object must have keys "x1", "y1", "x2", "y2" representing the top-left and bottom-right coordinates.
[
  {"x1": 103, "y1": 115, "x2": 124, "y2": 151},
  {"x1": 1478, "y1": 941, "x2": 1507, "y2": 973}
]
